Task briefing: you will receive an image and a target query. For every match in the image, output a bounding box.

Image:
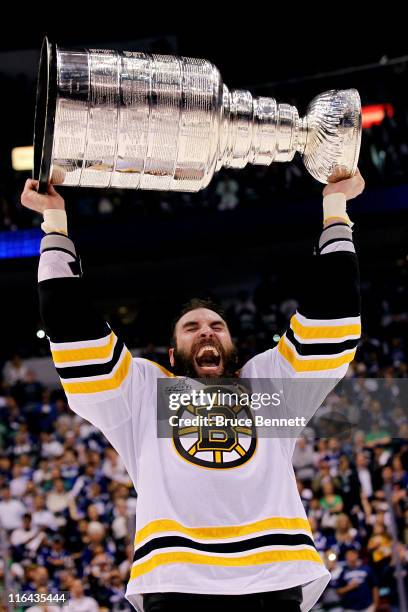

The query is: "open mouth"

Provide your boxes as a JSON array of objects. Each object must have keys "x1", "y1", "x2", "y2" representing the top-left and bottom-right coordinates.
[{"x1": 194, "y1": 344, "x2": 222, "y2": 370}]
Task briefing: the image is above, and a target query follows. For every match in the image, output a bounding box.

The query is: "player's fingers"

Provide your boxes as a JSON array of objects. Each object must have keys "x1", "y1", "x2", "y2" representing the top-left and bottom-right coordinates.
[{"x1": 23, "y1": 178, "x2": 39, "y2": 192}]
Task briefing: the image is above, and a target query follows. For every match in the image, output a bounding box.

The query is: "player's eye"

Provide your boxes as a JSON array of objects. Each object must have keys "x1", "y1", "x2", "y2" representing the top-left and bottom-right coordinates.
[{"x1": 184, "y1": 324, "x2": 198, "y2": 332}]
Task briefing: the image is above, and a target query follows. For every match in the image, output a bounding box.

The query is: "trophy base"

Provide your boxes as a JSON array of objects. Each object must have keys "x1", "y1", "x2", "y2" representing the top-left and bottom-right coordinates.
[{"x1": 33, "y1": 37, "x2": 57, "y2": 194}]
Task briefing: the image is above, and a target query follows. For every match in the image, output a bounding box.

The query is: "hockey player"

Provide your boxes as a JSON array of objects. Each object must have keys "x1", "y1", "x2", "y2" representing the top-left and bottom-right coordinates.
[{"x1": 21, "y1": 170, "x2": 364, "y2": 612}]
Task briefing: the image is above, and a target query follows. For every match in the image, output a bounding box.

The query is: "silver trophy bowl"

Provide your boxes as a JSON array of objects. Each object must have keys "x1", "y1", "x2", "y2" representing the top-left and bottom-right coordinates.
[{"x1": 34, "y1": 38, "x2": 361, "y2": 193}]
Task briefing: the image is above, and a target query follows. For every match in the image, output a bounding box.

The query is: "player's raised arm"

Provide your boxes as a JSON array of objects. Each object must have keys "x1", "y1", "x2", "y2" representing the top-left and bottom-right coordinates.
[
  {"x1": 241, "y1": 171, "x2": 364, "y2": 433},
  {"x1": 275, "y1": 170, "x2": 364, "y2": 382},
  {"x1": 21, "y1": 180, "x2": 139, "y2": 467}
]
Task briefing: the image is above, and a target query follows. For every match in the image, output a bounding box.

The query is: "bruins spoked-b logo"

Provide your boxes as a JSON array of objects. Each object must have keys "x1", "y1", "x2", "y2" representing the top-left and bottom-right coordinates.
[{"x1": 172, "y1": 385, "x2": 257, "y2": 469}]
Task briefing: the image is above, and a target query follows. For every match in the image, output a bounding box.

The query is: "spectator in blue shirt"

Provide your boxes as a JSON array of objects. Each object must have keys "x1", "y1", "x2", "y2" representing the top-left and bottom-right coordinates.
[{"x1": 337, "y1": 548, "x2": 379, "y2": 611}]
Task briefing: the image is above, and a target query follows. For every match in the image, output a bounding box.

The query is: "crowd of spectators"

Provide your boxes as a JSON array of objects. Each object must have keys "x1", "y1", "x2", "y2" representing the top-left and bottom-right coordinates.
[{"x1": 0, "y1": 253, "x2": 407, "y2": 611}]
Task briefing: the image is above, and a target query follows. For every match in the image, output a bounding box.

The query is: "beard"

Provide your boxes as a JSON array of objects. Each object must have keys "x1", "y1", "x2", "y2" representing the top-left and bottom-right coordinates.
[{"x1": 171, "y1": 340, "x2": 239, "y2": 378}]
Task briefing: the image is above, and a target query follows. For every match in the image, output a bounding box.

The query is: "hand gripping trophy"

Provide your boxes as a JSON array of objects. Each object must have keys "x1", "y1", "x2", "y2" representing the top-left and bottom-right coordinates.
[{"x1": 34, "y1": 38, "x2": 361, "y2": 193}]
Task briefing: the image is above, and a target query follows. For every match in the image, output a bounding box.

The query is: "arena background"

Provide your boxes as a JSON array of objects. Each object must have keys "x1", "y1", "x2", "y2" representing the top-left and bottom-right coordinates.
[{"x1": 0, "y1": 19, "x2": 407, "y2": 611}]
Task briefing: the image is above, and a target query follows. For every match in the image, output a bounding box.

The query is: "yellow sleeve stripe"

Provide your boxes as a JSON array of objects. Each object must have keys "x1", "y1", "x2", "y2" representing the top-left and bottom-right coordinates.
[
  {"x1": 61, "y1": 349, "x2": 131, "y2": 394},
  {"x1": 134, "y1": 516, "x2": 312, "y2": 545},
  {"x1": 278, "y1": 336, "x2": 356, "y2": 372},
  {"x1": 52, "y1": 332, "x2": 115, "y2": 364},
  {"x1": 130, "y1": 548, "x2": 323, "y2": 580},
  {"x1": 291, "y1": 315, "x2": 361, "y2": 340}
]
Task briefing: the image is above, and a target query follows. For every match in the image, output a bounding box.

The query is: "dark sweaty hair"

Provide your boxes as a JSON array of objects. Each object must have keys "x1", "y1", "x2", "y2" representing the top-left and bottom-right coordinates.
[{"x1": 170, "y1": 297, "x2": 227, "y2": 347}]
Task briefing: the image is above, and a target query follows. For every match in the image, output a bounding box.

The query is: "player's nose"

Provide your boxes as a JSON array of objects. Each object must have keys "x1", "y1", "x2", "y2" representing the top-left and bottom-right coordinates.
[{"x1": 199, "y1": 326, "x2": 213, "y2": 338}]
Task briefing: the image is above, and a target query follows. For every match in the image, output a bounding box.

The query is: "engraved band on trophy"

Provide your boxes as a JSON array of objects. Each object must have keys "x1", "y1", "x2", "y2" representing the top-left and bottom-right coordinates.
[{"x1": 34, "y1": 38, "x2": 362, "y2": 193}]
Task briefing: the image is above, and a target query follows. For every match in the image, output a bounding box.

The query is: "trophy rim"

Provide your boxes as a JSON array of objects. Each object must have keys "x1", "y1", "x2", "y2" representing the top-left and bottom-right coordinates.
[
  {"x1": 33, "y1": 37, "x2": 57, "y2": 193},
  {"x1": 326, "y1": 88, "x2": 362, "y2": 183},
  {"x1": 350, "y1": 89, "x2": 362, "y2": 178}
]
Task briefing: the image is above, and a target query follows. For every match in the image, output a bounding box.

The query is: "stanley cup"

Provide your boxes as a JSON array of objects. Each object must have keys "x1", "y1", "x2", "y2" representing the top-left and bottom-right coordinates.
[{"x1": 34, "y1": 38, "x2": 362, "y2": 193}]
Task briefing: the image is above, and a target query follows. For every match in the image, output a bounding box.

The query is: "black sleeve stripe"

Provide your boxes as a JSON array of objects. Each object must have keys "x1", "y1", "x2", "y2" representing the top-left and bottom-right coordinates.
[
  {"x1": 41, "y1": 247, "x2": 80, "y2": 258},
  {"x1": 56, "y1": 337, "x2": 125, "y2": 379},
  {"x1": 39, "y1": 277, "x2": 110, "y2": 343},
  {"x1": 285, "y1": 327, "x2": 359, "y2": 357},
  {"x1": 298, "y1": 251, "x2": 360, "y2": 320}
]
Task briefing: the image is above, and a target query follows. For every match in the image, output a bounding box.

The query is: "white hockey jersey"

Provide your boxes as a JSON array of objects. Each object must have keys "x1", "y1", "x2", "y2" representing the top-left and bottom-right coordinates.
[{"x1": 38, "y1": 221, "x2": 361, "y2": 611}]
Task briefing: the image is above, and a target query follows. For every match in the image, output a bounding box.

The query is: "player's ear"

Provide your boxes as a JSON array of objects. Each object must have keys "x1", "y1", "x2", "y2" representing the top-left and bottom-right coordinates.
[{"x1": 169, "y1": 347, "x2": 175, "y2": 367}]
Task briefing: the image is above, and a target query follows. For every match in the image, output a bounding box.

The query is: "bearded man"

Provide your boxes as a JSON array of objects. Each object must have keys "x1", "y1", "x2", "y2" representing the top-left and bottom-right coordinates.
[{"x1": 21, "y1": 170, "x2": 364, "y2": 612}]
